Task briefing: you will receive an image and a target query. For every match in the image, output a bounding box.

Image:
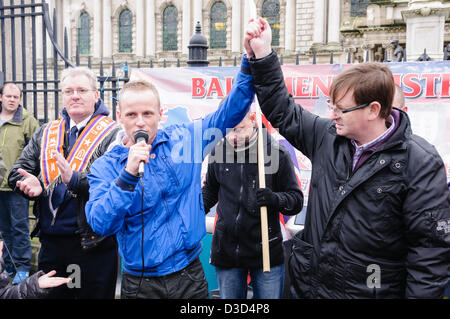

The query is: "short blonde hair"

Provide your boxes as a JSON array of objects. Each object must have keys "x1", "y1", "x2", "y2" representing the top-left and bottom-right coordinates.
[{"x1": 118, "y1": 80, "x2": 161, "y2": 110}]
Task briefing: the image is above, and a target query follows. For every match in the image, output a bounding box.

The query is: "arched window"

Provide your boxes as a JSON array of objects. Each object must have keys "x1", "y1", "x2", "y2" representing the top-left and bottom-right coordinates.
[
  {"x1": 119, "y1": 9, "x2": 132, "y2": 53},
  {"x1": 163, "y1": 6, "x2": 178, "y2": 51},
  {"x1": 261, "y1": 0, "x2": 280, "y2": 47},
  {"x1": 77, "y1": 12, "x2": 90, "y2": 55},
  {"x1": 210, "y1": 1, "x2": 227, "y2": 49},
  {"x1": 351, "y1": 0, "x2": 370, "y2": 17}
]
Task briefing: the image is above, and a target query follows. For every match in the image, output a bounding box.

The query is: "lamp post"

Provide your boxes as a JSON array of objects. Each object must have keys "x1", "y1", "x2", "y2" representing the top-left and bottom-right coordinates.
[{"x1": 187, "y1": 22, "x2": 209, "y2": 67}]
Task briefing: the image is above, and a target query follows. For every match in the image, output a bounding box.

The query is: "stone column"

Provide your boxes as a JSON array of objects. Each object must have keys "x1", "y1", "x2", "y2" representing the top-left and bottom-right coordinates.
[
  {"x1": 182, "y1": 0, "x2": 191, "y2": 56},
  {"x1": 193, "y1": 0, "x2": 202, "y2": 33},
  {"x1": 312, "y1": 0, "x2": 326, "y2": 49},
  {"x1": 102, "y1": 0, "x2": 112, "y2": 59},
  {"x1": 136, "y1": 0, "x2": 145, "y2": 57},
  {"x1": 285, "y1": 0, "x2": 296, "y2": 53},
  {"x1": 327, "y1": 0, "x2": 341, "y2": 50},
  {"x1": 232, "y1": 0, "x2": 241, "y2": 53},
  {"x1": 61, "y1": 0, "x2": 72, "y2": 58},
  {"x1": 402, "y1": 1, "x2": 450, "y2": 60},
  {"x1": 93, "y1": 0, "x2": 101, "y2": 58},
  {"x1": 145, "y1": 0, "x2": 156, "y2": 57}
]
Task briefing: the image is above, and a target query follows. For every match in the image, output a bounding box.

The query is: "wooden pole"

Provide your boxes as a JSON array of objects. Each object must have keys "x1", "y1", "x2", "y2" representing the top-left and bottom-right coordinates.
[
  {"x1": 247, "y1": 0, "x2": 270, "y2": 272},
  {"x1": 255, "y1": 103, "x2": 270, "y2": 273}
]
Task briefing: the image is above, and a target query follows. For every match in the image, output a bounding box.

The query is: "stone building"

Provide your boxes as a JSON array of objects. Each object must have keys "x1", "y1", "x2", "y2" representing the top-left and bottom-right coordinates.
[
  {"x1": 46, "y1": 0, "x2": 450, "y2": 66},
  {"x1": 1, "y1": 0, "x2": 450, "y2": 121}
]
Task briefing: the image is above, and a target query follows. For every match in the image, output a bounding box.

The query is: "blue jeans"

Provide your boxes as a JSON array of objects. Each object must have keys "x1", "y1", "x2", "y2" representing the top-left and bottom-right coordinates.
[
  {"x1": 216, "y1": 264, "x2": 284, "y2": 299},
  {"x1": 0, "y1": 191, "x2": 31, "y2": 272}
]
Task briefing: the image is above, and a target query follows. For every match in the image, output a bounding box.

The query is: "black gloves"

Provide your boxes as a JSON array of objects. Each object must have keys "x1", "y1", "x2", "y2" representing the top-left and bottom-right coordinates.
[{"x1": 256, "y1": 188, "x2": 280, "y2": 210}]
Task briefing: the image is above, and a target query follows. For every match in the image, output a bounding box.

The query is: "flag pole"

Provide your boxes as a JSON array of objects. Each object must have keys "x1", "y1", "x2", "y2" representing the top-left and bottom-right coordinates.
[
  {"x1": 255, "y1": 100, "x2": 271, "y2": 273},
  {"x1": 247, "y1": 0, "x2": 270, "y2": 273}
]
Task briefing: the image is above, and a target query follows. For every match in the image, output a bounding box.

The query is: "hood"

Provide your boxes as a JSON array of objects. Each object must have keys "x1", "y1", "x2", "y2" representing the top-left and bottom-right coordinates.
[{"x1": 0, "y1": 101, "x2": 26, "y2": 123}]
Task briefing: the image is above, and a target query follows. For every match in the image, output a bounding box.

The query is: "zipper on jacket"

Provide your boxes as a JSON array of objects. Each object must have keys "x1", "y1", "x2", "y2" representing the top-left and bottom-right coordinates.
[
  {"x1": 234, "y1": 163, "x2": 244, "y2": 264},
  {"x1": 1, "y1": 127, "x2": 7, "y2": 147},
  {"x1": 161, "y1": 155, "x2": 180, "y2": 187},
  {"x1": 149, "y1": 163, "x2": 176, "y2": 270}
]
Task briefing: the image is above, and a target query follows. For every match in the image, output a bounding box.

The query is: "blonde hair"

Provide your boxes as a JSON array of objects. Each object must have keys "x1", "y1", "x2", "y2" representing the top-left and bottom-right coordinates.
[{"x1": 119, "y1": 80, "x2": 161, "y2": 110}]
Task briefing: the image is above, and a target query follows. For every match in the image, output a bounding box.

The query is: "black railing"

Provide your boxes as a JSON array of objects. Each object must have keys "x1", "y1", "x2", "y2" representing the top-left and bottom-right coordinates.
[
  {"x1": 1, "y1": 1, "x2": 449, "y2": 124},
  {"x1": 0, "y1": 0, "x2": 129, "y2": 123}
]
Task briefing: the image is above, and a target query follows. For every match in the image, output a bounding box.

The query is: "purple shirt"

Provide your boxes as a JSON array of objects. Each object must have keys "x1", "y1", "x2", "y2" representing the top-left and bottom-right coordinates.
[{"x1": 351, "y1": 110, "x2": 400, "y2": 171}]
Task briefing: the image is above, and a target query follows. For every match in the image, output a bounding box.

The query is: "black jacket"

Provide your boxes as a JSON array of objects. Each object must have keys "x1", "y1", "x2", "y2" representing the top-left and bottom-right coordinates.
[
  {"x1": 0, "y1": 258, "x2": 47, "y2": 299},
  {"x1": 8, "y1": 100, "x2": 120, "y2": 249},
  {"x1": 202, "y1": 133, "x2": 303, "y2": 268},
  {"x1": 249, "y1": 51, "x2": 450, "y2": 298}
]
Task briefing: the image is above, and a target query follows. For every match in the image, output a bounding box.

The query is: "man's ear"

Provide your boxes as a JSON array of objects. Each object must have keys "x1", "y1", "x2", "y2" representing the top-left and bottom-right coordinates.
[{"x1": 368, "y1": 101, "x2": 382, "y2": 120}]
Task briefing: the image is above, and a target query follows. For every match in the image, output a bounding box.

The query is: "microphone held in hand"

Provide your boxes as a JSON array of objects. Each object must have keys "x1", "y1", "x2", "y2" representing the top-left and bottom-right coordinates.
[{"x1": 134, "y1": 130, "x2": 149, "y2": 177}]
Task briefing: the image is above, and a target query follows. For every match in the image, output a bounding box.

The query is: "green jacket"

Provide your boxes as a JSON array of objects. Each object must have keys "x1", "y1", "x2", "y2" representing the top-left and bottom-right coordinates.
[{"x1": 0, "y1": 104, "x2": 39, "y2": 191}]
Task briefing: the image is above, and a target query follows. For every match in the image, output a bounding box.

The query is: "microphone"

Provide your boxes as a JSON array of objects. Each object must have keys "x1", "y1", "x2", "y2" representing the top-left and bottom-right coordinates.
[{"x1": 134, "y1": 130, "x2": 149, "y2": 177}]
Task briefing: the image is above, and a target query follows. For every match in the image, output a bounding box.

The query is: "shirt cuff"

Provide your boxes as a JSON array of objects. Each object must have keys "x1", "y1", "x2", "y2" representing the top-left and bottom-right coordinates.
[{"x1": 115, "y1": 168, "x2": 139, "y2": 192}]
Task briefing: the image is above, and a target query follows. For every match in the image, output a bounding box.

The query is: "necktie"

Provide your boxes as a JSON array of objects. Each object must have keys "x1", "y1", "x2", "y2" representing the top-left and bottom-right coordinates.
[
  {"x1": 68, "y1": 126, "x2": 78, "y2": 152},
  {"x1": 51, "y1": 126, "x2": 78, "y2": 210}
]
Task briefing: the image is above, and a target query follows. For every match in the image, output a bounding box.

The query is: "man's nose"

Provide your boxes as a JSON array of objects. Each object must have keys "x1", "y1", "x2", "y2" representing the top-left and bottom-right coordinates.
[
  {"x1": 329, "y1": 111, "x2": 339, "y2": 121},
  {"x1": 136, "y1": 114, "x2": 146, "y2": 126}
]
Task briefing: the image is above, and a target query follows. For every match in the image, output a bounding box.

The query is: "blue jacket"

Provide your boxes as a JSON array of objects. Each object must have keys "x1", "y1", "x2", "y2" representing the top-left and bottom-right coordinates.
[{"x1": 86, "y1": 59, "x2": 255, "y2": 277}]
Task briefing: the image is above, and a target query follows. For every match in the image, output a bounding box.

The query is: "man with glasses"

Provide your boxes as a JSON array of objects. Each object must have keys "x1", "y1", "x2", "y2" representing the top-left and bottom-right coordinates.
[
  {"x1": 244, "y1": 18, "x2": 450, "y2": 298},
  {"x1": 8, "y1": 67, "x2": 120, "y2": 298}
]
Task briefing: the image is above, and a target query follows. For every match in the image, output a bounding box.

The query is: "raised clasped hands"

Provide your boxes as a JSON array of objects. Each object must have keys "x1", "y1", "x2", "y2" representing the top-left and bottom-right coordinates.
[{"x1": 244, "y1": 17, "x2": 272, "y2": 59}]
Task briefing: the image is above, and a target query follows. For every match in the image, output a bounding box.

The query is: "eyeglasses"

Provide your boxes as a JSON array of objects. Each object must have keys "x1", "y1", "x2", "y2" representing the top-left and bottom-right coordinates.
[
  {"x1": 62, "y1": 88, "x2": 95, "y2": 96},
  {"x1": 326, "y1": 99, "x2": 370, "y2": 116}
]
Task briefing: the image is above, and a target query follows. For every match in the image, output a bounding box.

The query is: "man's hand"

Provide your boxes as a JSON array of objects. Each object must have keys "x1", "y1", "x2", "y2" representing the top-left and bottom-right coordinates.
[
  {"x1": 244, "y1": 17, "x2": 272, "y2": 59},
  {"x1": 256, "y1": 188, "x2": 280, "y2": 210},
  {"x1": 38, "y1": 270, "x2": 72, "y2": 289},
  {"x1": 52, "y1": 150, "x2": 73, "y2": 185},
  {"x1": 16, "y1": 168, "x2": 43, "y2": 197},
  {"x1": 125, "y1": 140, "x2": 151, "y2": 176},
  {"x1": 0, "y1": 241, "x2": 3, "y2": 259}
]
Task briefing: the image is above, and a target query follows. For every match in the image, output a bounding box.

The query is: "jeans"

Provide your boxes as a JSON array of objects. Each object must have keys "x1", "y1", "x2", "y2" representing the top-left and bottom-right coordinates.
[
  {"x1": 121, "y1": 257, "x2": 209, "y2": 299},
  {"x1": 0, "y1": 191, "x2": 31, "y2": 272},
  {"x1": 216, "y1": 264, "x2": 285, "y2": 299}
]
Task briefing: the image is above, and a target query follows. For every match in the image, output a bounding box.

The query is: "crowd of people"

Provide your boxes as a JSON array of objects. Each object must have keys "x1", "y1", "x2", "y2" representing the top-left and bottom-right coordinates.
[{"x1": 0, "y1": 18, "x2": 449, "y2": 299}]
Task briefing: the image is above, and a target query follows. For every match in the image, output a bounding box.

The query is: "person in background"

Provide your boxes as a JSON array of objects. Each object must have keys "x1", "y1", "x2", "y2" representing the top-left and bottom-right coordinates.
[
  {"x1": 393, "y1": 84, "x2": 407, "y2": 112},
  {"x1": 0, "y1": 83, "x2": 39, "y2": 284},
  {"x1": 8, "y1": 67, "x2": 120, "y2": 299},
  {"x1": 202, "y1": 111, "x2": 303, "y2": 299}
]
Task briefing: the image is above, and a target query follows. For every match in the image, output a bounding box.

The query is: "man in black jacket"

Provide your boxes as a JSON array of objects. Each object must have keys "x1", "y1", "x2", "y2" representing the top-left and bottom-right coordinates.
[
  {"x1": 244, "y1": 18, "x2": 450, "y2": 298},
  {"x1": 202, "y1": 111, "x2": 303, "y2": 299},
  {"x1": 8, "y1": 67, "x2": 120, "y2": 299}
]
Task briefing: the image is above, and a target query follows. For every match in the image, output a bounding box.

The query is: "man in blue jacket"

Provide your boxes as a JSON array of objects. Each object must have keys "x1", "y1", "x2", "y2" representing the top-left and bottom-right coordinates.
[{"x1": 85, "y1": 57, "x2": 255, "y2": 299}]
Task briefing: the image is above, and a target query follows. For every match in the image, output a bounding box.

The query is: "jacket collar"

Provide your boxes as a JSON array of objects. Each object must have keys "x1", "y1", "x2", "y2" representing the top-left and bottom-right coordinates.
[
  {"x1": 61, "y1": 98, "x2": 109, "y2": 130},
  {"x1": 0, "y1": 102, "x2": 24, "y2": 124}
]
